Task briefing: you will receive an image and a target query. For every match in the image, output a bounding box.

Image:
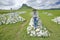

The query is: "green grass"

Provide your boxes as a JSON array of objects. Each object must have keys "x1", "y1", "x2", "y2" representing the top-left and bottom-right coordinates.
[{"x1": 0, "y1": 8, "x2": 60, "y2": 40}]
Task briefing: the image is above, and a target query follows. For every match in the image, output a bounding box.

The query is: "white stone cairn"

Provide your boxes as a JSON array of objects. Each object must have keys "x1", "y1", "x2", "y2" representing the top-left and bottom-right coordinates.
[
  {"x1": 27, "y1": 10, "x2": 50, "y2": 37},
  {"x1": 0, "y1": 12, "x2": 25, "y2": 25},
  {"x1": 42, "y1": 12, "x2": 53, "y2": 16},
  {"x1": 52, "y1": 17, "x2": 60, "y2": 24}
]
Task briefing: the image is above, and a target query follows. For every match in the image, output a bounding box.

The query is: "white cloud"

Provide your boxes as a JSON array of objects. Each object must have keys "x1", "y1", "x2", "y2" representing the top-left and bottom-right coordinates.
[
  {"x1": 0, "y1": 0, "x2": 23, "y2": 10},
  {"x1": 26, "y1": 0, "x2": 60, "y2": 9},
  {"x1": 0, "y1": 0, "x2": 60, "y2": 10}
]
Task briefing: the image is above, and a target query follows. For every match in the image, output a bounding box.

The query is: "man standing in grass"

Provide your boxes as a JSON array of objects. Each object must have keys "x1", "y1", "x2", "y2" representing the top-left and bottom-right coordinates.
[{"x1": 33, "y1": 9, "x2": 38, "y2": 29}]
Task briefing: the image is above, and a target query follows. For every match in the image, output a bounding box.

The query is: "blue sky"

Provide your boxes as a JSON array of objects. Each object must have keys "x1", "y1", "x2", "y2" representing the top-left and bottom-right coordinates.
[{"x1": 55, "y1": 1, "x2": 60, "y2": 5}]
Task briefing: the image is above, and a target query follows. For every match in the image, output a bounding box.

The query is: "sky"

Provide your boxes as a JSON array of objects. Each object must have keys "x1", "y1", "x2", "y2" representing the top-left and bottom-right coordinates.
[
  {"x1": 0, "y1": 0, "x2": 60, "y2": 10},
  {"x1": 26, "y1": 0, "x2": 60, "y2": 9}
]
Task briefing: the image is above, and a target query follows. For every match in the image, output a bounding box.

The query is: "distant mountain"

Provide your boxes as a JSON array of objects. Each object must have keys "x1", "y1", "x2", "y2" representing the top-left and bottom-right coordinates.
[
  {"x1": 18, "y1": 4, "x2": 32, "y2": 10},
  {"x1": 22, "y1": 4, "x2": 32, "y2": 8}
]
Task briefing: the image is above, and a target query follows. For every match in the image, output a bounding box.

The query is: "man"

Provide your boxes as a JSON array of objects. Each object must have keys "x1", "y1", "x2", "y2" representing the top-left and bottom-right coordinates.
[{"x1": 33, "y1": 9, "x2": 38, "y2": 29}]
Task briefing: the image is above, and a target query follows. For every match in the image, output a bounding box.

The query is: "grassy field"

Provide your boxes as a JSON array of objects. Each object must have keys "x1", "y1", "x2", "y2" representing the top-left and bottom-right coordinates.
[{"x1": 0, "y1": 7, "x2": 60, "y2": 40}]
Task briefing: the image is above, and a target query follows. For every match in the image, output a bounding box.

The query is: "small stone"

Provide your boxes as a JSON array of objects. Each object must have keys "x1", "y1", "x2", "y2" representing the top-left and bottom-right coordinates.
[
  {"x1": 27, "y1": 31, "x2": 30, "y2": 34},
  {"x1": 35, "y1": 28, "x2": 40, "y2": 32},
  {"x1": 27, "y1": 26, "x2": 32, "y2": 31},
  {"x1": 30, "y1": 34, "x2": 33, "y2": 36},
  {"x1": 31, "y1": 31, "x2": 35, "y2": 35},
  {"x1": 36, "y1": 32, "x2": 41, "y2": 37},
  {"x1": 48, "y1": 13, "x2": 52, "y2": 16}
]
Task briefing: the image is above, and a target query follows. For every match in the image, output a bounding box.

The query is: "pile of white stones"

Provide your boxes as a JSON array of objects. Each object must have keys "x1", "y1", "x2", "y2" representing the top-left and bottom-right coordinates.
[
  {"x1": 52, "y1": 17, "x2": 60, "y2": 24},
  {"x1": 27, "y1": 26, "x2": 50, "y2": 37},
  {"x1": 42, "y1": 12, "x2": 53, "y2": 16},
  {"x1": 0, "y1": 12, "x2": 25, "y2": 25},
  {"x1": 18, "y1": 11, "x2": 26, "y2": 14},
  {"x1": 27, "y1": 18, "x2": 50, "y2": 37}
]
